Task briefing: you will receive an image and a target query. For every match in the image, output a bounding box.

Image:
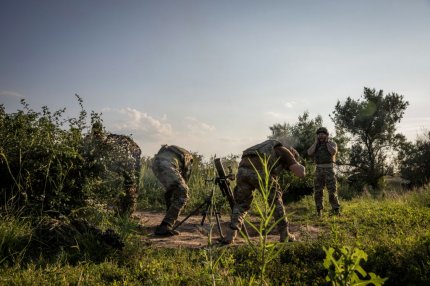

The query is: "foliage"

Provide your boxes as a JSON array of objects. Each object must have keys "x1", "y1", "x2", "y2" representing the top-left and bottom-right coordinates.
[
  {"x1": 398, "y1": 131, "x2": 430, "y2": 188},
  {"x1": 268, "y1": 111, "x2": 350, "y2": 202},
  {"x1": 281, "y1": 159, "x2": 315, "y2": 203},
  {"x1": 0, "y1": 213, "x2": 32, "y2": 267},
  {"x1": 138, "y1": 156, "x2": 165, "y2": 210},
  {"x1": 1, "y1": 187, "x2": 430, "y2": 284},
  {"x1": 0, "y1": 98, "x2": 89, "y2": 216},
  {"x1": 0, "y1": 96, "x2": 140, "y2": 218},
  {"x1": 323, "y1": 246, "x2": 387, "y2": 286},
  {"x1": 2, "y1": 92, "x2": 430, "y2": 285},
  {"x1": 332, "y1": 87, "x2": 409, "y2": 190},
  {"x1": 241, "y1": 154, "x2": 288, "y2": 285},
  {"x1": 268, "y1": 111, "x2": 323, "y2": 158}
]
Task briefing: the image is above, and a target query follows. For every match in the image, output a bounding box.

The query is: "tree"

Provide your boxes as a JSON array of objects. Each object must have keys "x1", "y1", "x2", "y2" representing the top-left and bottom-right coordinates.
[
  {"x1": 398, "y1": 131, "x2": 430, "y2": 188},
  {"x1": 331, "y1": 87, "x2": 409, "y2": 190},
  {"x1": 268, "y1": 111, "x2": 323, "y2": 158}
]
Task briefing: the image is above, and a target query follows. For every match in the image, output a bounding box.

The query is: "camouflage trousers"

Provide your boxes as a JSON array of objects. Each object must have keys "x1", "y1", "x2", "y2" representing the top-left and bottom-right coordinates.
[
  {"x1": 314, "y1": 167, "x2": 340, "y2": 211},
  {"x1": 152, "y1": 154, "x2": 189, "y2": 227},
  {"x1": 231, "y1": 167, "x2": 289, "y2": 232}
]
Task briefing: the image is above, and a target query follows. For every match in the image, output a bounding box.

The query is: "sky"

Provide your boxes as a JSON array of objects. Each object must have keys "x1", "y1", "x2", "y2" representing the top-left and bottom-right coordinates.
[{"x1": 1, "y1": 0, "x2": 429, "y2": 159}]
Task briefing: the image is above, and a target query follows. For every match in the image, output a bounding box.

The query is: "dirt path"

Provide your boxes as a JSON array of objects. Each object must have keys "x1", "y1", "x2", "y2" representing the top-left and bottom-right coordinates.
[{"x1": 134, "y1": 211, "x2": 322, "y2": 249}]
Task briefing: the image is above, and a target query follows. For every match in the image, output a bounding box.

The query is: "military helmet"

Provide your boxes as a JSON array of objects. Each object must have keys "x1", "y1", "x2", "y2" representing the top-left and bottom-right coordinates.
[{"x1": 316, "y1": 127, "x2": 329, "y2": 135}]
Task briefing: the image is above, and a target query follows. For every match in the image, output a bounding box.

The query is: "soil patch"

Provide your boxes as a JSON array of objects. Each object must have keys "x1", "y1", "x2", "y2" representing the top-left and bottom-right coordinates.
[{"x1": 134, "y1": 211, "x2": 322, "y2": 249}]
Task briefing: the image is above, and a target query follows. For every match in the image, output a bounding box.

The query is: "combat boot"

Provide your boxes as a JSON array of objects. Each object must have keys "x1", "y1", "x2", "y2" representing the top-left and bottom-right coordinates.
[
  {"x1": 279, "y1": 227, "x2": 296, "y2": 242},
  {"x1": 330, "y1": 208, "x2": 340, "y2": 216},
  {"x1": 154, "y1": 222, "x2": 179, "y2": 236},
  {"x1": 220, "y1": 228, "x2": 237, "y2": 245}
]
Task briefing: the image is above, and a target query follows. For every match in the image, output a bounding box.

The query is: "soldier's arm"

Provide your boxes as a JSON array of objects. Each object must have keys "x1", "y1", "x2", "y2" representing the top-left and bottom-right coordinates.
[
  {"x1": 326, "y1": 141, "x2": 337, "y2": 156},
  {"x1": 307, "y1": 138, "x2": 318, "y2": 156},
  {"x1": 275, "y1": 146, "x2": 306, "y2": 178},
  {"x1": 289, "y1": 163, "x2": 305, "y2": 178}
]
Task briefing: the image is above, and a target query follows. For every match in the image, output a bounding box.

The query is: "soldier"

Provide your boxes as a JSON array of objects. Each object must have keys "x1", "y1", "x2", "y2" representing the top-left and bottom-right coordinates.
[
  {"x1": 222, "y1": 139, "x2": 305, "y2": 244},
  {"x1": 83, "y1": 121, "x2": 141, "y2": 216},
  {"x1": 105, "y1": 133, "x2": 141, "y2": 215},
  {"x1": 307, "y1": 127, "x2": 340, "y2": 217},
  {"x1": 152, "y1": 145, "x2": 193, "y2": 236}
]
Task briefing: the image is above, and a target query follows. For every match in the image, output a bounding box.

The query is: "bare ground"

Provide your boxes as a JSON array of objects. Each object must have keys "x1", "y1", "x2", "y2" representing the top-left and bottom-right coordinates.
[{"x1": 134, "y1": 211, "x2": 322, "y2": 249}]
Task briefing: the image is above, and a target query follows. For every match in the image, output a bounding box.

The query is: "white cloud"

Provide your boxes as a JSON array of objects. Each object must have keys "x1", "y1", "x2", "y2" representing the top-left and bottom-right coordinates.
[
  {"x1": 0, "y1": 90, "x2": 23, "y2": 98},
  {"x1": 184, "y1": 116, "x2": 216, "y2": 135},
  {"x1": 103, "y1": 107, "x2": 173, "y2": 142},
  {"x1": 284, "y1": 101, "x2": 295, "y2": 108},
  {"x1": 267, "y1": 111, "x2": 283, "y2": 119}
]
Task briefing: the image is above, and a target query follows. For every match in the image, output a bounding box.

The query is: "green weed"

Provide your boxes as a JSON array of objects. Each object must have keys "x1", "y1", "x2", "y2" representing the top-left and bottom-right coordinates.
[{"x1": 323, "y1": 246, "x2": 387, "y2": 286}]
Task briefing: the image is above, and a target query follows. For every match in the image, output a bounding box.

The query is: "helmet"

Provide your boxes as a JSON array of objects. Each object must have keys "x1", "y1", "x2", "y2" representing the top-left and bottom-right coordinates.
[{"x1": 316, "y1": 127, "x2": 328, "y2": 135}]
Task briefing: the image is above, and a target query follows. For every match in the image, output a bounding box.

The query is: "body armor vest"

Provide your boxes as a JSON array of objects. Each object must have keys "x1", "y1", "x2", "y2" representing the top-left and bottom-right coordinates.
[
  {"x1": 242, "y1": 140, "x2": 283, "y2": 169},
  {"x1": 314, "y1": 142, "x2": 335, "y2": 164},
  {"x1": 160, "y1": 145, "x2": 193, "y2": 180}
]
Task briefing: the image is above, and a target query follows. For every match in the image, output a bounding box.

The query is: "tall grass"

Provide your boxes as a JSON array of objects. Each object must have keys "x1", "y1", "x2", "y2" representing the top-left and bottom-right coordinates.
[
  {"x1": 1, "y1": 187, "x2": 430, "y2": 284},
  {"x1": 240, "y1": 154, "x2": 288, "y2": 285},
  {"x1": 0, "y1": 213, "x2": 32, "y2": 267}
]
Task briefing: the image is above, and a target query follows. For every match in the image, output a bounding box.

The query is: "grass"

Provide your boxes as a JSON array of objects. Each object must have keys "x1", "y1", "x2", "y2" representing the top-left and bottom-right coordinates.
[{"x1": 1, "y1": 185, "x2": 429, "y2": 285}]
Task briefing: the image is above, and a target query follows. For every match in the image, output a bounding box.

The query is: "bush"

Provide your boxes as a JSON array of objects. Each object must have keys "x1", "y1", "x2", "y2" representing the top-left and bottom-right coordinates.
[
  {"x1": 399, "y1": 131, "x2": 430, "y2": 188},
  {"x1": 0, "y1": 99, "x2": 88, "y2": 216},
  {"x1": 0, "y1": 96, "x2": 139, "y2": 218}
]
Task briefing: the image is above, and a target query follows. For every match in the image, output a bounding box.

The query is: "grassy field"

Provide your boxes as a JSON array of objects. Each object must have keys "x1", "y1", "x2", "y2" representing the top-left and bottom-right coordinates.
[{"x1": 1, "y1": 184, "x2": 429, "y2": 285}]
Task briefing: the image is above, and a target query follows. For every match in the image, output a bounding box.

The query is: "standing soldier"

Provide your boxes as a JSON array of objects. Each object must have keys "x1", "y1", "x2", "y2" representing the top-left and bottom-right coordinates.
[
  {"x1": 307, "y1": 127, "x2": 340, "y2": 217},
  {"x1": 222, "y1": 140, "x2": 305, "y2": 244},
  {"x1": 152, "y1": 145, "x2": 193, "y2": 236}
]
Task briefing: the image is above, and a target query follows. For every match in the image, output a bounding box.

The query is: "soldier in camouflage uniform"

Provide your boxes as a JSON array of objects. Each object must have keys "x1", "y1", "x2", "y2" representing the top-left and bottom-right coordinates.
[
  {"x1": 83, "y1": 122, "x2": 141, "y2": 216},
  {"x1": 152, "y1": 145, "x2": 193, "y2": 236},
  {"x1": 307, "y1": 127, "x2": 340, "y2": 217},
  {"x1": 222, "y1": 140, "x2": 305, "y2": 244}
]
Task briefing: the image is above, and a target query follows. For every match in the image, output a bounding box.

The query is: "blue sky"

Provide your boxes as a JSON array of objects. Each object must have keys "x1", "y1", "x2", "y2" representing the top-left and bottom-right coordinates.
[{"x1": 1, "y1": 0, "x2": 429, "y2": 158}]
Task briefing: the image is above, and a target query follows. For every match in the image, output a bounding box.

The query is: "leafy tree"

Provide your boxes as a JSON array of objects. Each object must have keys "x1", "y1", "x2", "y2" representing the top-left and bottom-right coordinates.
[
  {"x1": 268, "y1": 111, "x2": 322, "y2": 158},
  {"x1": 331, "y1": 87, "x2": 409, "y2": 190},
  {"x1": 398, "y1": 131, "x2": 430, "y2": 188}
]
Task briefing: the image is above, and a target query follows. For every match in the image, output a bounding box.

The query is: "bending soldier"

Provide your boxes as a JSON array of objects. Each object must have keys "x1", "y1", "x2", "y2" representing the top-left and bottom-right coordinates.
[
  {"x1": 152, "y1": 145, "x2": 193, "y2": 236},
  {"x1": 222, "y1": 139, "x2": 305, "y2": 244},
  {"x1": 307, "y1": 127, "x2": 340, "y2": 217}
]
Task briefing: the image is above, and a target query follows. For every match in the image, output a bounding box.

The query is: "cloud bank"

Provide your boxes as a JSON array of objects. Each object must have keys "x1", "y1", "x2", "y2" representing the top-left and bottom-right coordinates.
[
  {"x1": 0, "y1": 90, "x2": 23, "y2": 98},
  {"x1": 102, "y1": 107, "x2": 173, "y2": 142}
]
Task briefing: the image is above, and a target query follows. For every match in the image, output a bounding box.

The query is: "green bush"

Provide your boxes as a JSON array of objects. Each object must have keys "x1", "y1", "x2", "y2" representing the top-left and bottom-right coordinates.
[
  {"x1": 0, "y1": 97, "x2": 139, "y2": 219},
  {"x1": 0, "y1": 98, "x2": 91, "y2": 216}
]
